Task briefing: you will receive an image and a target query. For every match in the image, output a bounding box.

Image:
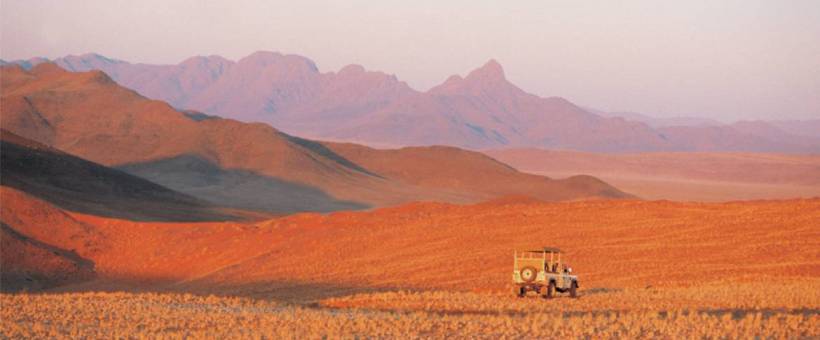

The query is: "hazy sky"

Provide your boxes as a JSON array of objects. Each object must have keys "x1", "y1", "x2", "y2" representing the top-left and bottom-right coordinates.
[{"x1": 2, "y1": 0, "x2": 819, "y2": 121}]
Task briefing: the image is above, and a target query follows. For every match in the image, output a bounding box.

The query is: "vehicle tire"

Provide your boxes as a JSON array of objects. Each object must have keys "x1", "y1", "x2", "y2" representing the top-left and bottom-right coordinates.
[
  {"x1": 515, "y1": 286, "x2": 525, "y2": 298},
  {"x1": 519, "y1": 266, "x2": 538, "y2": 283},
  {"x1": 539, "y1": 285, "x2": 549, "y2": 298},
  {"x1": 569, "y1": 281, "x2": 578, "y2": 298},
  {"x1": 546, "y1": 281, "x2": 555, "y2": 299}
]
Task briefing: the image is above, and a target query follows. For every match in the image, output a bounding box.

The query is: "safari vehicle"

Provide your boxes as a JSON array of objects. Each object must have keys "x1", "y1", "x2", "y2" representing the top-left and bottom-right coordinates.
[{"x1": 513, "y1": 247, "x2": 579, "y2": 298}]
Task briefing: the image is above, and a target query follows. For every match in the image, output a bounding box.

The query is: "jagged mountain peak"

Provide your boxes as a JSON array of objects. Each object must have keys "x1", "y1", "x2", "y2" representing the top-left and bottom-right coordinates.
[{"x1": 465, "y1": 59, "x2": 505, "y2": 82}]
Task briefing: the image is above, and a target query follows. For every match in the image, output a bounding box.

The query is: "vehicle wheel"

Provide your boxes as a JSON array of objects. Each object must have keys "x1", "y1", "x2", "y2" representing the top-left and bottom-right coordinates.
[
  {"x1": 519, "y1": 266, "x2": 538, "y2": 283},
  {"x1": 569, "y1": 281, "x2": 578, "y2": 298},
  {"x1": 546, "y1": 281, "x2": 555, "y2": 299},
  {"x1": 514, "y1": 286, "x2": 525, "y2": 298},
  {"x1": 539, "y1": 285, "x2": 549, "y2": 298}
]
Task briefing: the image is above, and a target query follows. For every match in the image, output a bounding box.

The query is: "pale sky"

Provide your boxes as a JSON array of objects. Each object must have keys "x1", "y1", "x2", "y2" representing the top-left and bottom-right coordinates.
[{"x1": 2, "y1": 0, "x2": 819, "y2": 121}]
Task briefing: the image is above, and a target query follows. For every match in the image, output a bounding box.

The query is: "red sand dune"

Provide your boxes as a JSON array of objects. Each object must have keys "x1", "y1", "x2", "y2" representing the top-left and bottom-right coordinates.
[
  {"x1": 0, "y1": 187, "x2": 100, "y2": 291},
  {"x1": 2, "y1": 185, "x2": 817, "y2": 299},
  {"x1": 0, "y1": 130, "x2": 246, "y2": 221},
  {"x1": 0, "y1": 224, "x2": 95, "y2": 291}
]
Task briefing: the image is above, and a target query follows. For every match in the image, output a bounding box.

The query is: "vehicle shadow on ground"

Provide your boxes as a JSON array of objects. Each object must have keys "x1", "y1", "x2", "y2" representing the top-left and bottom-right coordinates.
[{"x1": 580, "y1": 287, "x2": 623, "y2": 295}]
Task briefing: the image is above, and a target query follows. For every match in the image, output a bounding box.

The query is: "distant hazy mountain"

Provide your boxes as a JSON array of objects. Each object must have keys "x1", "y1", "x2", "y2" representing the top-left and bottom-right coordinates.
[
  {"x1": 1, "y1": 57, "x2": 50, "y2": 71},
  {"x1": 592, "y1": 109, "x2": 819, "y2": 152},
  {"x1": 8, "y1": 53, "x2": 818, "y2": 153},
  {"x1": 322, "y1": 60, "x2": 678, "y2": 151},
  {"x1": 768, "y1": 120, "x2": 820, "y2": 139},
  {"x1": 589, "y1": 109, "x2": 723, "y2": 128}
]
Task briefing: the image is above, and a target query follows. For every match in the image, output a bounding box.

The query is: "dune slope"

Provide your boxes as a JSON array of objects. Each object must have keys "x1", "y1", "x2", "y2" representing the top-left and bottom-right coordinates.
[
  {"x1": 3, "y1": 187, "x2": 815, "y2": 298},
  {"x1": 0, "y1": 130, "x2": 243, "y2": 221},
  {"x1": 0, "y1": 187, "x2": 101, "y2": 291}
]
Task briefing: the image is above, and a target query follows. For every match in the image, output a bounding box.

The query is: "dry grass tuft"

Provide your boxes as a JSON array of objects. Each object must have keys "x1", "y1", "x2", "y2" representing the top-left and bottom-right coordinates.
[{"x1": 3, "y1": 281, "x2": 818, "y2": 338}]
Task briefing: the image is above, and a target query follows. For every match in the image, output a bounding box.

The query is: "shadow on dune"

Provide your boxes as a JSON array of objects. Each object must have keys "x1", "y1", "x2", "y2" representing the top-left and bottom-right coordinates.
[
  {"x1": 0, "y1": 222, "x2": 96, "y2": 292},
  {"x1": 0, "y1": 135, "x2": 241, "y2": 222},
  {"x1": 118, "y1": 155, "x2": 370, "y2": 215},
  {"x1": 284, "y1": 134, "x2": 382, "y2": 178}
]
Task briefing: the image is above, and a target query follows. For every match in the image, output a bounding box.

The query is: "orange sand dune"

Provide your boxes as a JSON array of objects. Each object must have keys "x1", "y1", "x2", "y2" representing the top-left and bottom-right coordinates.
[
  {"x1": 2, "y1": 186, "x2": 818, "y2": 337},
  {"x1": 1, "y1": 130, "x2": 247, "y2": 221},
  {"x1": 3, "y1": 186, "x2": 817, "y2": 299},
  {"x1": 0, "y1": 224, "x2": 95, "y2": 291}
]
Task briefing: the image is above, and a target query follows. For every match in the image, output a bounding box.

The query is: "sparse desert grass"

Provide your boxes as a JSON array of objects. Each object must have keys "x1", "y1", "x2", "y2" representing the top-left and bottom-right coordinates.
[
  {"x1": 2, "y1": 281, "x2": 818, "y2": 339},
  {"x1": 323, "y1": 280, "x2": 820, "y2": 314}
]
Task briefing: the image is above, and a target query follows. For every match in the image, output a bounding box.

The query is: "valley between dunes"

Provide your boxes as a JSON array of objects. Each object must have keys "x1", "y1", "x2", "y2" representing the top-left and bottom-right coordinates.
[{"x1": 2, "y1": 186, "x2": 818, "y2": 337}]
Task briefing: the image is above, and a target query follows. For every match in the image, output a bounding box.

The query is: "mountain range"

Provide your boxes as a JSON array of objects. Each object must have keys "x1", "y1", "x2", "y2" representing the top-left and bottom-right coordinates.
[
  {"x1": 5, "y1": 52, "x2": 817, "y2": 153},
  {"x1": 0, "y1": 63, "x2": 629, "y2": 215}
]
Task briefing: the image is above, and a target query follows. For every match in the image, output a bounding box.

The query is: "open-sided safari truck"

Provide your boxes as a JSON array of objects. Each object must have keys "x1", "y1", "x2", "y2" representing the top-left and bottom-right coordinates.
[{"x1": 513, "y1": 247, "x2": 579, "y2": 298}]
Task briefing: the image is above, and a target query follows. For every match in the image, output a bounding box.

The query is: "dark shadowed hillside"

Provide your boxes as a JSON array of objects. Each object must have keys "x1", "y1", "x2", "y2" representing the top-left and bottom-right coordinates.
[{"x1": 0, "y1": 130, "x2": 244, "y2": 221}]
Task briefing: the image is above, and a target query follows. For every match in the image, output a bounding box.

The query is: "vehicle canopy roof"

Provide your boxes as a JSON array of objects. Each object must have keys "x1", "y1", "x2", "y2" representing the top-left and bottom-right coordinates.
[{"x1": 519, "y1": 247, "x2": 562, "y2": 253}]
